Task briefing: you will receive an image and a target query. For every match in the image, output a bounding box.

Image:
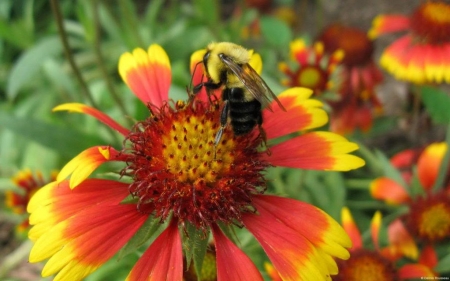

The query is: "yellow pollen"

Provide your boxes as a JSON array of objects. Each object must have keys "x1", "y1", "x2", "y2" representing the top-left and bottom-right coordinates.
[
  {"x1": 423, "y1": 3, "x2": 450, "y2": 24},
  {"x1": 162, "y1": 118, "x2": 236, "y2": 183},
  {"x1": 419, "y1": 203, "x2": 450, "y2": 240}
]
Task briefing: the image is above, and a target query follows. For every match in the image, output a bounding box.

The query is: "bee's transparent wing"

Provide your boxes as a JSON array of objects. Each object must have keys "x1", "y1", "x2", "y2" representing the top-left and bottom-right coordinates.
[{"x1": 219, "y1": 55, "x2": 286, "y2": 112}]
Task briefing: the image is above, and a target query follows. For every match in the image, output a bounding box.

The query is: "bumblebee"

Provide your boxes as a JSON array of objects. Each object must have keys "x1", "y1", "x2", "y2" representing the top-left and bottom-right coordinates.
[{"x1": 193, "y1": 42, "x2": 285, "y2": 148}]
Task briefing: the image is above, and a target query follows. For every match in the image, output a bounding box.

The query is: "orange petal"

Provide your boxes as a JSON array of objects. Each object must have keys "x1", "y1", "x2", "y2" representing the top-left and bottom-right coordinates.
[
  {"x1": 263, "y1": 87, "x2": 328, "y2": 140},
  {"x1": 417, "y1": 142, "x2": 447, "y2": 191},
  {"x1": 212, "y1": 225, "x2": 263, "y2": 281},
  {"x1": 341, "y1": 207, "x2": 362, "y2": 250},
  {"x1": 264, "y1": 131, "x2": 365, "y2": 171},
  {"x1": 398, "y1": 264, "x2": 436, "y2": 279},
  {"x1": 56, "y1": 146, "x2": 121, "y2": 189},
  {"x1": 243, "y1": 195, "x2": 350, "y2": 280},
  {"x1": 390, "y1": 149, "x2": 418, "y2": 169},
  {"x1": 419, "y1": 245, "x2": 438, "y2": 269},
  {"x1": 368, "y1": 15, "x2": 410, "y2": 39},
  {"x1": 387, "y1": 219, "x2": 418, "y2": 260},
  {"x1": 127, "y1": 220, "x2": 182, "y2": 281},
  {"x1": 53, "y1": 103, "x2": 129, "y2": 136},
  {"x1": 370, "y1": 177, "x2": 410, "y2": 205},
  {"x1": 119, "y1": 44, "x2": 171, "y2": 107}
]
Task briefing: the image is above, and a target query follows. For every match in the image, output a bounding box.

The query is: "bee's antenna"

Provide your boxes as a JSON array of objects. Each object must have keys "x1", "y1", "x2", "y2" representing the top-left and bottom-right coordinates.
[{"x1": 189, "y1": 61, "x2": 203, "y2": 93}]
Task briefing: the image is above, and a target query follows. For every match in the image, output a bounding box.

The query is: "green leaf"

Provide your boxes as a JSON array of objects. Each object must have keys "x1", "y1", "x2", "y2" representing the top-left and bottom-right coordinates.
[
  {"x1": 7, "y1": 36, "x2": 63, "y2": 100},
  {"x1": 0, "y1": 112, "x2": 103, "y2": 158},
  {"x1": 117, "y1": 216, "x2": 163, "y2": 260},
  {"x1": 260, "y1": 16, "x2": 292, "y2": 48},
  {"x1": 193, "y1": 0, "x2": 219, "y2": 27},
  {"x1": 375, "y1": 150, "x2": 409, "y2": 191},
  {"x1": 420, "y1": 85, "x2": 450, "y2": 124},
  {"x1": 435, "y1": 249, "x2": 450, "y2": 274},
  {"x1": 183, "y1": 222, "x2": 210, "y2": 279}
]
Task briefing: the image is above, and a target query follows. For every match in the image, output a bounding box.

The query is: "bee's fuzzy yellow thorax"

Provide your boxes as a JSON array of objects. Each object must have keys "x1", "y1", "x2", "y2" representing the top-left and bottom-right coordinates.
[{"x1": 205, "y1": 42, "x2": 251, "y2": 83}]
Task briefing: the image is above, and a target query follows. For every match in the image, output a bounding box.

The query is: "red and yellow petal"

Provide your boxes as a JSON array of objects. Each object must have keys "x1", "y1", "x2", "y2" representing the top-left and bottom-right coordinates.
[
  {"x1": 32, "y1": 205, "x2": 147, "y2": 281},
  {"x1": 380, "y1": 36, "x2": 450, "y2": 84},
  {"x1": 264, "y1": 262, "x2": 282, "y2": 281},
  {"x1": 370, "y1": 211, "x2": 382, "y2": 249},
  {"x1": 126, "y1": 220, "x2": 182, "y2": 281},
  {"x1": 189, "y1": 49, "x2": 210, "y2": 102},
  {"x1": 119, "y1": 44, "x2": 171, "y2": 107},
  {"x1": 386, "y1": 219, "x2": 418, "y2": 260},
  {"x1": 341, "y1": 207, "x2": 362, "y2": 250},
  {"x1": 370, "y1": 177, "x2": 410, "y2": 205},
  {"x1": 56, "y1": 146, "x2": 121, "y2": 189},
  {"x1": 368, "y1": 15, "x2": 410, "y2": 39},
  {"x1": 53, "y1": 103, "x2": 129, "y2": 136},
  {"x1": 243, "y1": 195, "x2": 351, "y2": 280},
  {"x1": 28, "y1": 179, "x2": 130, "y2": 241},
  {"x1": 28, "y1": 179, "x2": 146, "y2": 281},
  {"x1": 212, "y1": 225, "x2": 263, "y2": 281},
  {"x1": 242, "y1": 195, "x2": 350, "y2": 281},
  {"x1": 417, "y1": 142, "x2": 447, "y2": 191},
  {"x1": 290, "y1": 39, "x2": 308, "y2": 63},
  {"x1": 263, "y1": 87, "x2": 328, "y2": 140},
  {"x1": 264, "y1": 131, "x2": 365, "y2": 171}
]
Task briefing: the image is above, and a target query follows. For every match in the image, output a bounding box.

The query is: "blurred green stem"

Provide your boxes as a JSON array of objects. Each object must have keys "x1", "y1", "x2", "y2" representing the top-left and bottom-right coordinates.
[
  {"x1": 355, "y1": 141, "x2": 383, "y2": 176},
  {"x1": 432, "y1": 122, "x2": 450, "y2": 193},
  {"x1": 50, "y1": 0, "x2": 98, "y2": 108},
  {"x1": 119, "y1": 0, "x2": 145, "y2": 47},
  {"x1": 345, "y1": 179, "x2": 372, "y2": 190},
  {"x1": 92, "y1": 0, "x2": 130, "y2": 122},
  {"x1": 0, "y1": 240, "x2": 33, "y2": 279}
]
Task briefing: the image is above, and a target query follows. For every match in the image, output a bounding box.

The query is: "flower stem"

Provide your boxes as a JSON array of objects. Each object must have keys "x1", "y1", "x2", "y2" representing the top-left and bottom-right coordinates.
[
  {"x1": 50, "y1": 0, "x2": 98, "y2": 108},
  {"x1": 91, "y1": 0, "x2": 131, "y2": 123},
  {"x1": 0, "y1": 240, "x2": 33, "y2": 279}
]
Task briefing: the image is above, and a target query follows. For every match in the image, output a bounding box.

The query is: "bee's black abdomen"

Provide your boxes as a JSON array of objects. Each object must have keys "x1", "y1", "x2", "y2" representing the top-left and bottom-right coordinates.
[{"x1": 223, "y1": 87, "x2": 262, "y2": 136}]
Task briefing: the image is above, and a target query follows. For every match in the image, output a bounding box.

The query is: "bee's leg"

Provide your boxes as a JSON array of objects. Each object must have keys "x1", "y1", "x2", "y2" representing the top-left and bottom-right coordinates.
[
  {"x1": 193, "y1": 81, "x2": 222, "y2": 104},
  {"x1": 256, "y1": 113, "x2": 271, "y2": 155},
  {"x1": 214, "y1": 100, "x2": 229, "y2": 159}
]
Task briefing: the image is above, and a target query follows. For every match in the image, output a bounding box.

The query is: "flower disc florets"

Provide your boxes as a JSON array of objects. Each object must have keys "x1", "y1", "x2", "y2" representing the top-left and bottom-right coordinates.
[
  {"x1": 122, "y1": 99, "x2": 268, "y2": 230},
  {"x1": 410, "y1": 1, "x2": 450, "y2": 44},
  {"x1": 333, "y1": 249, "x2": 398, "y2": 281},
  {"x1": 404, "y1": 191, "x2": 450, "y2": 243}
]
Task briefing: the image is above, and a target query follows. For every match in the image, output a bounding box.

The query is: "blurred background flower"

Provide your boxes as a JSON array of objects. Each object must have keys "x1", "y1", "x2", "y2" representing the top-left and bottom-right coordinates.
[
  {"x1": 317, "y1": 23, "x2": 384, "y2": 135},
  {"x1": 369, "y1": 0, "x2": 450, "y2": 84}
]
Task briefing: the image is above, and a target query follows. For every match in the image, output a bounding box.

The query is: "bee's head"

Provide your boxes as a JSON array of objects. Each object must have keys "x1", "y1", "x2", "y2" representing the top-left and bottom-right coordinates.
[{"x1": 204, "y1": 42, "x2": 250, "y2": 83}]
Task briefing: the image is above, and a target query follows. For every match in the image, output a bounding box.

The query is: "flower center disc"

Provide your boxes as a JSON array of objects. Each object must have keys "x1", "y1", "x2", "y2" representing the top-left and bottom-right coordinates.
[
  {"x1": 406, "y1": 193, "x2": 450, "y2": 242},
  {"x1": 162, "y1": 113, "x2": 234, "y2": 184},
  {"x1": 124, "y1": 100, "x2": 268, "y2": 229},
  {"x1": 411, "y1": 2, "x2": 450, "y2": 43},
  {"x1": 334, "y1": 249, "x2": 397, "y2": 281},
  {"x1": 297, "y1": 66, "x2": 327, "y2": 92}
]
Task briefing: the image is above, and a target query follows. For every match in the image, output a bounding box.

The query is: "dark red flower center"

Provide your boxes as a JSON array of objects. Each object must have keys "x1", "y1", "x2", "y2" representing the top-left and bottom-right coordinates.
[
  {"x1": 333, "y1": 249, "x2": 398, "y2": 281},
  {"x1": 317, "y1": 24, "x2": 374, "y2": 67},
  {"x1": 405, "y1": 191, "x2": 450, "y2": 243},
  {"x1": 122, "y1": 99, "x2": 268, "y2": 230},
  {"x1": 410, "y1": 1, "x2": 450, "y2": 44}
]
